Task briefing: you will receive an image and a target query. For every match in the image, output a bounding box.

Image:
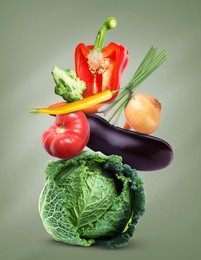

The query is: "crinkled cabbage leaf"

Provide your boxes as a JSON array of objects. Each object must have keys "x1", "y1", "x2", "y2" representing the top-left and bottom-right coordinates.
[{"x1": 38, "y1": 151, "x2": 146, "y2": 248}]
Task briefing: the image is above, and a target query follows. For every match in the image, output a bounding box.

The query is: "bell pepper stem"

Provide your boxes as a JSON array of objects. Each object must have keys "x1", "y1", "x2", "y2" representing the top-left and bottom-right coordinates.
[{"x1": 93, "y1": 17, "x2": 117, "y2": 51}]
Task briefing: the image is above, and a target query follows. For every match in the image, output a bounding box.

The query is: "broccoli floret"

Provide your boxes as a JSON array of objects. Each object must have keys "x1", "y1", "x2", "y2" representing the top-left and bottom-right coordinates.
[{"x1": 52, "y1": 66, "x2": 86, "y2": 102}]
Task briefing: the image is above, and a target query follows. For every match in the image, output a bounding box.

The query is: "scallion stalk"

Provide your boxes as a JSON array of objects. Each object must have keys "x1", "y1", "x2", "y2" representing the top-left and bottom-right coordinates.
[{"x1": 99, "y1": 46, "x2": 168, "y2": 125}]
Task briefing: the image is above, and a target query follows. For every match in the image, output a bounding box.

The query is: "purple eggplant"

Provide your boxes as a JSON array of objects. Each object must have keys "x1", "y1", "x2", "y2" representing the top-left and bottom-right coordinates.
[{"x1": 86, "y1": 114, "x2": 173, "y2": 171}]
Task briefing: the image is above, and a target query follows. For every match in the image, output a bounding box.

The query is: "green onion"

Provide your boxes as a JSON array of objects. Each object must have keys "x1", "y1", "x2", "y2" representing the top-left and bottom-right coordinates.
[{"x1": 99, "y1": 46, "x2": 168, "y2": 124}]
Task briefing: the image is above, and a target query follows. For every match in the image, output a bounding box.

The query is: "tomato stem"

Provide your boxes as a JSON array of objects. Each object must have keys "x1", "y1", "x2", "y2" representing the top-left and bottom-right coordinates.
[{"x1": 56, "y1": 126, "x2": 65, "y2": 134}]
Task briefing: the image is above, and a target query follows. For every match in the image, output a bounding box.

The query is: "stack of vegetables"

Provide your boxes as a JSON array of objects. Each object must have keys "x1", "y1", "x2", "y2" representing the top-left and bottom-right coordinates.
[{"x1": 30, "y1": 17, "x2": 173, "y2": 249}]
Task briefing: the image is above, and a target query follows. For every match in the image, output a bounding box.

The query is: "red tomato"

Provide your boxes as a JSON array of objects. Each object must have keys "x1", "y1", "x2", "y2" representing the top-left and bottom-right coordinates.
[{"x1": 42, "y1": 112, "x2": 90, "y2": 159}]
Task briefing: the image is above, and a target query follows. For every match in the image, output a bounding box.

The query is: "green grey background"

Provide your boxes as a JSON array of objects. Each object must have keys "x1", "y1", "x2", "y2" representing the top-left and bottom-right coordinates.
[{"x1": 0, "y1": 0, "x2": 200, "y2": 259}]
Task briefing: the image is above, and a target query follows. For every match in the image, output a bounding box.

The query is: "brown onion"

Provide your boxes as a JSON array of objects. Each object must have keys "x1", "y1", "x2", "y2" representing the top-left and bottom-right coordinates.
[{"x1": 124, "y1": 93, "x2": 161, "y2": 134}]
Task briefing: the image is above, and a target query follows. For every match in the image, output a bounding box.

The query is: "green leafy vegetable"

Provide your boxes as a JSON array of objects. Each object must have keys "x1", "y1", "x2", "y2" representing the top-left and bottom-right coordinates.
[
  {"x1": 52, "y1": 66, "x2": 86, "y2": 102},
  {"x1": 38, "y1": 151, "x2": 145, "y2": 248}
]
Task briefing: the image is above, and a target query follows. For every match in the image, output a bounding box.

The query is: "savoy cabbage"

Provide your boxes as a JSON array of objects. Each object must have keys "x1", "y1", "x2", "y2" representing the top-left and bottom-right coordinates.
[{"x1": 38, "y1": 151, "x2": 146, "y2": 248}]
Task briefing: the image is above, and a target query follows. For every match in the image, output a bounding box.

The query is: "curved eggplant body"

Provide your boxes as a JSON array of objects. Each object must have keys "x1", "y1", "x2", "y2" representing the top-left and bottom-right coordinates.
[{"x1": 87, "y1": 115, "x2": 173, "y2": 171}]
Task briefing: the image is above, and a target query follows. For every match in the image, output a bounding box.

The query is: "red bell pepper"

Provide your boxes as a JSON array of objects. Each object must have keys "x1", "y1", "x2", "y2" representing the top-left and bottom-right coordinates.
[{"x1": 75, "y1": 17, "x2": 129, "y2": 101}]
